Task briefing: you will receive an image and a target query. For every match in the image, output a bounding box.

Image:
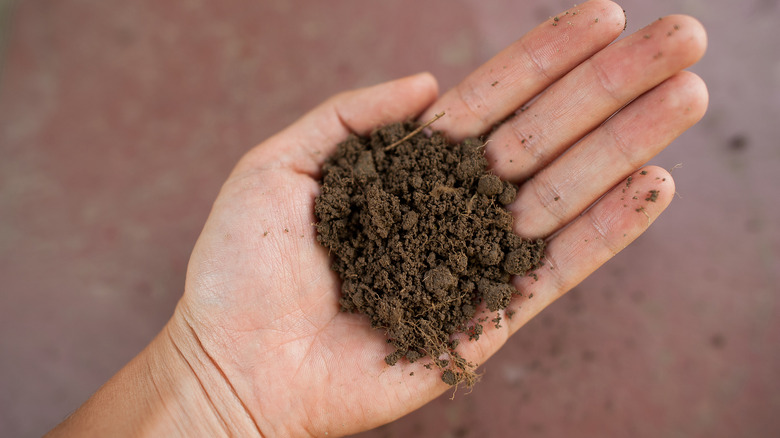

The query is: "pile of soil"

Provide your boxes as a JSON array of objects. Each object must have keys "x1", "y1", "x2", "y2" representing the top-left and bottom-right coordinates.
[{"x1": 314, "y1": 121, "x2": 545, "y2": 385}]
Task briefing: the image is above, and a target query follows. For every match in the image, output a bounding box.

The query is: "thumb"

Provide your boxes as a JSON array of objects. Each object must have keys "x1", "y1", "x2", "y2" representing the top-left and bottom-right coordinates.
[{"x1": 237, "y1": 72, "x2": 439, "y2": 177}]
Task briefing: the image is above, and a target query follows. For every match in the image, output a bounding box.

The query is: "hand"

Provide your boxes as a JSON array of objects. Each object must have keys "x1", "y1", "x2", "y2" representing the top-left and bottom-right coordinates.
[{"x1": 48, "y1": 1, "x2": 708, "y2": 436}]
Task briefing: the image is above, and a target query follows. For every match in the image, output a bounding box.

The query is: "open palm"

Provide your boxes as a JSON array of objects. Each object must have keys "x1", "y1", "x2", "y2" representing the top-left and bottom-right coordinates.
[{"x1": 171, "y1": 1, "x2": 707, "y2": 436}]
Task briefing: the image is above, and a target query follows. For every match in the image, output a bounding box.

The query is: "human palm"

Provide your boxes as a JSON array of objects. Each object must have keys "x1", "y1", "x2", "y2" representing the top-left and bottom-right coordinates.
[{"x1": 171, "y1": 2, "x2": 707, "y2": 436}]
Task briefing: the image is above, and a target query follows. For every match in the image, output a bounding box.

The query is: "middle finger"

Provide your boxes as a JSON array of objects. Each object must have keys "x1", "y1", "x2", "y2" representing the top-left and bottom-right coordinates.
[{"x1": 487, "y1": 14, "x2": 707, "y2": 182}]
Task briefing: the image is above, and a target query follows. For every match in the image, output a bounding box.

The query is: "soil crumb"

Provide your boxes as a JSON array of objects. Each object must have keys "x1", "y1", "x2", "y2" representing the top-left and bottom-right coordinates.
[
  {"x1": 645, "y1": 190, "x2": 659, "y2": 202},
  {"x1": 314, "y1": 121, "x2": 545, "y2": 386}
]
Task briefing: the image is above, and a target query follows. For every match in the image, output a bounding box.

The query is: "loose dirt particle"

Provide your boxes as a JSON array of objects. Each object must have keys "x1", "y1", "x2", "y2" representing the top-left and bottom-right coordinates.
[
  {"x1": 498, "y1": 184, "x2": 517, "y2": 206},
  {"x1": 315, "y1": 121, "x2": 545, "y2": 386},
  {"x1": 646, "y1": 190, "x2": 659, "y2": 202},
  {"x1": 477, "y1": 174, "x2": 503, "y2": 196},
  {"x1": 442, "y1": 370, "x2": 458, "y2": 385}
]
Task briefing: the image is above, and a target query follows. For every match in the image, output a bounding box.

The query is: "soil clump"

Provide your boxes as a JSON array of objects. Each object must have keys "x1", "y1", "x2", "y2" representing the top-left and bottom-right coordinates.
[{"x1": 314, "y1": 121, "x2": 545, "y2": 385}]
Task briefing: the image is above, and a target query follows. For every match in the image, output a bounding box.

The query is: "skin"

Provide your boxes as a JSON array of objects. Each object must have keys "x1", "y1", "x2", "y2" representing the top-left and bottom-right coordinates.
[{"x1": 47, "y1": 1, "x2": 708, "y2": 436}]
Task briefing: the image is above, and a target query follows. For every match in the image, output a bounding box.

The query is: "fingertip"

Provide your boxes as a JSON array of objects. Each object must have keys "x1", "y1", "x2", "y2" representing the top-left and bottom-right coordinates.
[
  {"x1": 556, "y1": 0, "x2": 626, "y2": 39},
  {"x1": 335, "y1": 73, "x2": 441, "y2": 136},
  {"x1": 636, "y1": 165, "x2": 676, "y2": 210},
  {"x1": 676, "y1": 71, "x2": 709, "y2": 123},
  {"x1": 395, "y1": 72, "x2": 440, "y2": 114},
  {"x1": 662, "y1": 14, "x2": 708, "y2": 63},
  {"x1": 238, "y1": 74, "x2": 443, "y2": 177},
  {"x1": 600, "y1": 166, "x2": 676, "y2": 237},
  {"x1": 408, "y1": 71, "x2": 440, "y2": 99},
  {"x1": 590, "y1": 0, "x2": 628, "y2": 33},
  {"x1": 656, "y1": 70, "x2": 709, "y2": 126},
  {"x1": 605, "y1": 168, "x2": 675, "y2": 245}
]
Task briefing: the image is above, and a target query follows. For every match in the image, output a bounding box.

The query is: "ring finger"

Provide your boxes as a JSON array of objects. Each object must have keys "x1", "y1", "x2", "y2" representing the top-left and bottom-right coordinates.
[
  {"x1": 508, "y1": 70, "x2": 708, "y2": 239},
  {"x1": 486, "y1": 14, "x2": 707, "y2": 182}
]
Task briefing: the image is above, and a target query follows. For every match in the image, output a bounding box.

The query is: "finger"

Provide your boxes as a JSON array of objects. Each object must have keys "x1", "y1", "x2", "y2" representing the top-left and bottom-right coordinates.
[
  {"x1": 488, "y1": 14, "x2": 707, "y2": 180},
  {"x1": 508, "y1": 71, "x2": 708, "y2": 239},
  {"x1": 420, "y1": 0, "x2": 627, "y2": 140},
  {"x1": 236, "y1": 72, "x2": 439, "y2": 177},
  {"x1": 507, "y1": 166, "x2": 676, "y2": 332},
  {"x1": 414, "y1": 167, "x2": 674, "y2": 373}
]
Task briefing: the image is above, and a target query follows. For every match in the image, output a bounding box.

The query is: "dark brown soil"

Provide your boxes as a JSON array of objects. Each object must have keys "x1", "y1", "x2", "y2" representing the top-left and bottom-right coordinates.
[{"x1": 314, "y1": 121, "x2": 545, "y2": 385}]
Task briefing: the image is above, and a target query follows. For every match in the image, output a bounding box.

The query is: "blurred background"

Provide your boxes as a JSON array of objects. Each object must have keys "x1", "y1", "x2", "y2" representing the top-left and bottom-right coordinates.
[{"x1": 1, "y1": 0, "x2": 778, "y2": 436}]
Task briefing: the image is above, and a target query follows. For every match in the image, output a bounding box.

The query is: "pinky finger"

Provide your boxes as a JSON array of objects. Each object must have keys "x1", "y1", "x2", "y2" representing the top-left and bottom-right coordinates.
[{"x1": 507, "y1": 166, "x2": 676, "y2": 332}]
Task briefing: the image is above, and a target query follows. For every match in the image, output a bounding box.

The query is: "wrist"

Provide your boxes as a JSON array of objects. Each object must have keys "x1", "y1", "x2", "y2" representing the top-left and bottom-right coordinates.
[
  {"x1": 47, "y1": 306, "x2": 262, "y2": 437},
  {"x1": 160, "y1": 306, "x2": 264, "y2": 437}
]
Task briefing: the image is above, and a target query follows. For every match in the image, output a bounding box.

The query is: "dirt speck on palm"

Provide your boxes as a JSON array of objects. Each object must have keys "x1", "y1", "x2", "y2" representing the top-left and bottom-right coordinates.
[{"x1": 314, "y1": 121, "x2": 545, "y2": 385}]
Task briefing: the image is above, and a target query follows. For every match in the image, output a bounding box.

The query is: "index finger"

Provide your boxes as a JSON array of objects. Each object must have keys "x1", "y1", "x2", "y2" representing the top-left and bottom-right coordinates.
[{"x1": 420, "y1": 0, "x2": 626, "y2": 140}]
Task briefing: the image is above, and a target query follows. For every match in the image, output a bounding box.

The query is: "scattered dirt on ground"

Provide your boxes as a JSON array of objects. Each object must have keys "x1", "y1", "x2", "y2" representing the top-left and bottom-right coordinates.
[{"x1": 314, "y1": 121, "x2": 545, "y2": 385}]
